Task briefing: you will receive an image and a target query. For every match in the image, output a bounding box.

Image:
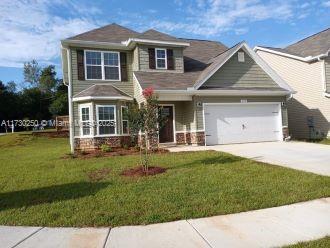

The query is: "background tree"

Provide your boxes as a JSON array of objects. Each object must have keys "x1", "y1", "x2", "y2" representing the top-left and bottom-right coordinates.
[
  {"x1": 24, "y1": 60, "x2": 41, "y2": 87},
  {"x1": 49, "y1": 82, "x2": 68, "y2": 116},
  {"x1": 39, "y1": 65, "x2": 57, "y2": 93}
]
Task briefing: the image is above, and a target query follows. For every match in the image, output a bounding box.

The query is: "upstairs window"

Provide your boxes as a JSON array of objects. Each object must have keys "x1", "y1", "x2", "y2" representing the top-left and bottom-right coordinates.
[
  {"x1": 85, "y1": 51, "x2": 121, "y2": 80},
  {"x1": 155, "y1": 48, "x2": 167, "y2": 69},
  {"x1": 238, "y1": 52, "x2": 245, "y2": 62},
  {"x1": 86, "y1": 51, "x2": 102, "y2": 79}
]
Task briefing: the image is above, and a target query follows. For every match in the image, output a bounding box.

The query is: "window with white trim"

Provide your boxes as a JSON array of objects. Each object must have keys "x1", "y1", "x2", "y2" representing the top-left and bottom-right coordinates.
[
  {"x1": 121, "y1": 106, "x2": 129, "y2": 134},
  {"x1": 85, "y1": 51, "x2": 120, "y2": 80},
  {"x1": 155, "y1": 48, "x2": 167, "y2": 69},
  {"x1": 97, "y1": 105, "x2": 116, "y2": 135},
  {"x1": 79, "y1": 104, "x2": 92, "y2": 136}
]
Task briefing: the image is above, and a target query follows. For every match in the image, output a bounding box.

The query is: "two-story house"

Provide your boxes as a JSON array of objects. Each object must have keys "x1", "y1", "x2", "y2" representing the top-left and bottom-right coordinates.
[
  {"x1": 255, "y1": 28, "x2": 330, "y2": 139},
  {"x1": 61, "y1": 23, "x2": 294, "y2": 152}
]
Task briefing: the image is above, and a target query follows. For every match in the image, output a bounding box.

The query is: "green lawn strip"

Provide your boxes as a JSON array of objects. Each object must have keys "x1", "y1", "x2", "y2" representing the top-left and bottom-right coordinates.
[
  {"x1": 0, "y1": 133, "x2": 329, "y2": 227},
  {"x1": 283, "y1": 236, "x2": 330, "y2": 248}
]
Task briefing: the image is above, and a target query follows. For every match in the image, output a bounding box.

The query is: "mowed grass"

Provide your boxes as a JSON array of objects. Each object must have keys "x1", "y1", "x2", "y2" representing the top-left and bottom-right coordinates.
[
  {"x1": 0, "y1": 133, "x2": 329, "y2": 227},
  {"x1": 284, "y1": 236, "x2": 330, "y2": 248}
]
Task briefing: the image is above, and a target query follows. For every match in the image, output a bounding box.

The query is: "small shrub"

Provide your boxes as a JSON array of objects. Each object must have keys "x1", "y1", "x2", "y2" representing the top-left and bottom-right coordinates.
[
  {"x1": 100, "y1": 144, "x2": 112, "y2": 152},
  {"x1": 122, "y1": 144, "x2": 130, "y2": 150}
]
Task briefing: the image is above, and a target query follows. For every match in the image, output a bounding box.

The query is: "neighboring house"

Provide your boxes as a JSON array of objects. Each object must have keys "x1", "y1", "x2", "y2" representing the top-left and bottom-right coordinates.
[
  {"x1": 61, "y1": 23, "x2": 294, "y2": 152},
  {"x1": 255, "y1": 28, "x2": 330, "y2": 139}
]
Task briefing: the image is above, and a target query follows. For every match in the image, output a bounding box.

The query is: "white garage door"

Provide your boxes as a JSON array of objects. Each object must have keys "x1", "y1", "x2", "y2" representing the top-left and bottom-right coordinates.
[{"x1": 204, "y1": 103, "x2": 282, "y2": 145}]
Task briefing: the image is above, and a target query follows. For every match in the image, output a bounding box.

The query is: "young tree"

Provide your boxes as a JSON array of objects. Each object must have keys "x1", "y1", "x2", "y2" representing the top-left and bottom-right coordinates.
[{"x1": 127, "y1": 87, "x2": 164, "y2": 172}]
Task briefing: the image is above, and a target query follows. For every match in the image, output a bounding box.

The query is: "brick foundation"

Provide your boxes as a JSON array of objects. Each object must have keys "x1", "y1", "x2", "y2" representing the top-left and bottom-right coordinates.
[
  {"x1": 176, "y1": 131, "x2": 205, "y2": 145},
  {"x1": 74, "y1": 136, "x2": 131, "y2": 151}
]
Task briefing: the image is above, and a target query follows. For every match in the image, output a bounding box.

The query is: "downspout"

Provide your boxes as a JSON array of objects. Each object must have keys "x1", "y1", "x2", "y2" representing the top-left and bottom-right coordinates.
[{"x1": 63, "y1": 47, "x2": 74, "y2": 153}]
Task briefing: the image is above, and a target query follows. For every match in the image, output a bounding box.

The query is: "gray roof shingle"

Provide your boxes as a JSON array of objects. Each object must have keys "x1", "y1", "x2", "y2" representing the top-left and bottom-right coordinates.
[
  {"x1": 137, "y1": 29, "x2": 183, "y2": 43},
  {"x1": 285, "y1": 28, "x2": 330, "y2": 57},
  {"x1": 258, "y1": 28, "x2": 330, "y2": 58},
  {"x1": 73, "y1": 84, "x2": 132, "y2": 98},
  {"x1": 67, "y1": 23, "x2": 139, "y2": 43}
]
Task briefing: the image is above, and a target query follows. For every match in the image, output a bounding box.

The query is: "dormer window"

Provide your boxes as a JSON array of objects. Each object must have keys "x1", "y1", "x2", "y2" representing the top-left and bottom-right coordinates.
[{"x1": 155, "y1": 48, "x2": 167, "y2": 69}]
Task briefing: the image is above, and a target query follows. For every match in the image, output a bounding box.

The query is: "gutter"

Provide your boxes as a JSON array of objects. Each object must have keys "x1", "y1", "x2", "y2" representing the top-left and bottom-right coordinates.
[
  {"x1": 155, "y1": 89, "x2": 291, "y2": 96},
  {"x1": 254, "y1": 46, "x2": 329, "y2": 63}
]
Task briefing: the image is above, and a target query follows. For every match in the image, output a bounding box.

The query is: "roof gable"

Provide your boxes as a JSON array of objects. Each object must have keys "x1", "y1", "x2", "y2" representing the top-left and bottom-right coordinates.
[
  {"x1": 202, "y1": 49, "x2": 281, "y2": 90},
  {"x1": 137, "y1": 29, "x2": 182, "y2": 43},
  {"x1": 194, "y1": 42, "x2": 294, "y2": 92},
  {"x1": 67, "y1": 23, "x2": 139, "y2": 43}
]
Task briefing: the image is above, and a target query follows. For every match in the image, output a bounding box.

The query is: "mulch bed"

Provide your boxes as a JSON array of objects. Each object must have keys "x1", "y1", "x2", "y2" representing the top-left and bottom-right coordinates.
[
  {"x1": 86, "y1": 168, "x2": 112, "y2": 182},
  {"x1": 121, "y1": 166, "x2": 167, "y2": 177},
  {"x1": 68, "y1": 147, "x2": 168, "y2": 159}
]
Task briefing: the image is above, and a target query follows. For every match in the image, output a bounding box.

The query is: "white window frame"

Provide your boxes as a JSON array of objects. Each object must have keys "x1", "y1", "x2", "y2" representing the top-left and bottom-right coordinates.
[
  {"x1": 155, "y1": 48, "x2": 167, "y2": 70},
  {"x1": 96, "y1": 104, "x2": 117, "y2": 136},
  {"x1": 121, "y1": 106, "x2": 129, "y2": 134},
  {"x1": 79, "y1": 103, "x2": 93, "y2": 137},
  {"x1": 84, "y1": 50, "x2": 121, "y2": 81}
]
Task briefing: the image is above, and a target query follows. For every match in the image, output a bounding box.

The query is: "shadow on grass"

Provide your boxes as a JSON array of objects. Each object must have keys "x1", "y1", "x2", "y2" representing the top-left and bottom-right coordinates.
[
  {"x1": 0, "y1": 182, "x2": 109, "y2": 211},
  {"x1": 170, "y1": 154, "x2": 245, "y2": 170}
]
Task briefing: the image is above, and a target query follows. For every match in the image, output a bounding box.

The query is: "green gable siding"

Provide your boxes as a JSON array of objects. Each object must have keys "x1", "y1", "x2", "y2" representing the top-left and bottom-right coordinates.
[{"x1": 203, "y1": 50, "x2": 280, "y2": 89}]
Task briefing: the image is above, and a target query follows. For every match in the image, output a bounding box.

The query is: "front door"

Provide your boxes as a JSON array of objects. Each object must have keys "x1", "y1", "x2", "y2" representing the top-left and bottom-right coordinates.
[{"x1": 159, "y1": 106, "x2": 174, "y2": 143}]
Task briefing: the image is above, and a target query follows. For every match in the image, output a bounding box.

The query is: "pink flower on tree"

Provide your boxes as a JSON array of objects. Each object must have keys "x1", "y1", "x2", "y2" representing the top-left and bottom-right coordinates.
[{"x1": 142, "y1": 87, "x2": 154, "y2": 98}]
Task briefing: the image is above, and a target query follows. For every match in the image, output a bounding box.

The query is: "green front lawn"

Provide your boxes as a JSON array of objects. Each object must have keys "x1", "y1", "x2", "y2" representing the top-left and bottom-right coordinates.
[
  {"x1": 284, "y1": 236, "x2": 330, "y2": 247},
  {"x1": 0, "y1": 133, "x2": 329, "y2": 227}
]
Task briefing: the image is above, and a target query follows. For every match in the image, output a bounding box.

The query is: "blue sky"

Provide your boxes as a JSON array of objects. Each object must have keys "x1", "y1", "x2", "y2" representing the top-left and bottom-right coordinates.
[{"x1": 0, "y1": 0, "x2": 329, "y2": 86}]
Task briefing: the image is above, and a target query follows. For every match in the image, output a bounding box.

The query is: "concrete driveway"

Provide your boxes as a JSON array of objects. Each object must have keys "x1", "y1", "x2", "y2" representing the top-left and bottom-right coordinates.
[{"x1": 169, "y1": 141, "x2": 330, "y2": 176}]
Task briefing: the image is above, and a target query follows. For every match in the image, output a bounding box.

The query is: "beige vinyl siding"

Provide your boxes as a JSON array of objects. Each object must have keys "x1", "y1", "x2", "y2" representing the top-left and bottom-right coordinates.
[
  {"x1": 257, "y1": 50, "x2": 330, "y2": 138},
  {"x1": 73, "y1": 100, "x2": 128, "y2": 137},
  {"x1": 71, "y1": 48, "x2": 134, "y2": 96},
  {"x1": 138, "y1": 45, "x2": 184, "y2": 73},
  {"x1": 325, "y1": 56, "x2": 330, "y2": 93},
  {"x1": 194, "y1": 96, "x2": 287, "y2": 130},
  {"x1": 203, "y1": 50, "x2": 279, "y2": 89}
]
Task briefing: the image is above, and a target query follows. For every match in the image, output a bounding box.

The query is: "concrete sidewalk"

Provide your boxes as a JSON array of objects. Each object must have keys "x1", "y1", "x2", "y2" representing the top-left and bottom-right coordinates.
[{"x1": 1, "y1": 198, "x2": 329, "y2": 248}]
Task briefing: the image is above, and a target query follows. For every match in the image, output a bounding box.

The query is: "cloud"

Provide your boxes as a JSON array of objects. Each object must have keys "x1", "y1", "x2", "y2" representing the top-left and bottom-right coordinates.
[
  {"x1": 322, "y1": 1, "x2": 330, "y2": 7},
  {"x1": 0, "y1": 0, "x2": 100, "y2": 68},
  {"x1": 133, "y1": 0, "x2": 312, "y2": 37}
]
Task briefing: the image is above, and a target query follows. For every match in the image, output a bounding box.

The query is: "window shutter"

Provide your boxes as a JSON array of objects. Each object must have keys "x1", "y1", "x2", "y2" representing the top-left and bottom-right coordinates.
[
  {"x1": 120, "y1": 52, "x2": 128, "y2": 81},
  {"x1": 167, "y1": 49, "x2": 174, "y2": 70},
  {"x1": 77, "y1": 50, "x2": 85, "y2": 80},
  {"x1": 148, "y1": 48, "x2": 155, "y2": 69}
]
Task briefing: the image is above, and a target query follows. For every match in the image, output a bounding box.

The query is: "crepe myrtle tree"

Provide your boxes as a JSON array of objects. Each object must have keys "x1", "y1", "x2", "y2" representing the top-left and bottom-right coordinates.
[{"x1": 127, "y1": 87, "x2": 165, "y2": 172}]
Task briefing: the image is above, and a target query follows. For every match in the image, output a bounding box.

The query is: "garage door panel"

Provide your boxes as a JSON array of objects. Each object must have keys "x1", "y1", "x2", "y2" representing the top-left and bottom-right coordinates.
[{"x1": 204, "y1": 104, "x2": 282, "y2": 145}]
